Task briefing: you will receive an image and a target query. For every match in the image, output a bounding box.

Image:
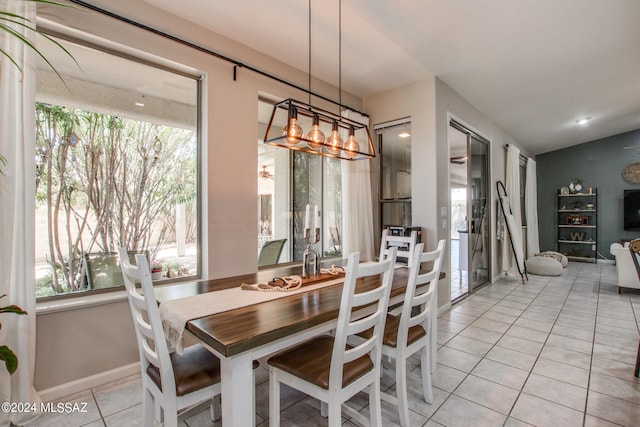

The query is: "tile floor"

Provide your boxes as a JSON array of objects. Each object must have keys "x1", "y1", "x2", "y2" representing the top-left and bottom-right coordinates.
[{"x1": 28, "y1": 262, "x2": 639, "y2": 426}]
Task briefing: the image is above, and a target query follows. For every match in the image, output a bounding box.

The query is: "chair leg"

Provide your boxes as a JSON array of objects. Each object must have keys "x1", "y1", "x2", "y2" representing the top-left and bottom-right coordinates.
[
  {"x1": 269, "y1": 370, "x2": 281, "y2": 427},
  {"x1": 395, "y1": 357, "x2": 410, "y2": 427},
  {"x1": 328, "y1": 398, "x2": 343, "y2": 427},
  {"x1": 142, "y1": 388, "x2": 154, "y2": 427},
  {"x1": 368, "y1": 378, "x2": 383, "y2": 427},
  {"x1": 421, "y1": 347, "x2": 434, "y2": 404},
  {"x1": 210, "y1": 395, "x2": 221, "y2": 422}
]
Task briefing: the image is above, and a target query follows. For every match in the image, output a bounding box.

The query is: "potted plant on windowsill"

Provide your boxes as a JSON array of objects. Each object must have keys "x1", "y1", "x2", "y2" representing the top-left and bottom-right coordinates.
[
  {"x1": 0, "y1": 294, "x2": 28, "y2": 374},
  {"x1": 150, "y1": 260, "x2": 164, "y2": 281}
]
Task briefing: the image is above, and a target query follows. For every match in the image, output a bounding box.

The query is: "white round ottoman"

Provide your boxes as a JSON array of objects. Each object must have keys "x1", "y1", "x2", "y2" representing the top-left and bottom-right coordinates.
[{"x1": 526, "y1": 256, "x2": 563, "y2": 276}]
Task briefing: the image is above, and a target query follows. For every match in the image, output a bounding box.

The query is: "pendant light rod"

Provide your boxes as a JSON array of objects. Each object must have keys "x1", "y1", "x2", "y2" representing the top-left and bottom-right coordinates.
[
  {"x1": 66, "y1": 0, "x2": 369, "y2": 118},
  {"x1": 338, "y1": 0, "x2": 342, "y2": 108}
]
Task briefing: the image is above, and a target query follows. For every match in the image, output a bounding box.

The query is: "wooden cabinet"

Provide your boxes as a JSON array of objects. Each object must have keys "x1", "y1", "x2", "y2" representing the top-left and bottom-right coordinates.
[{"x1": 557, "y1": 190, "x2": 597, "y2": 262}]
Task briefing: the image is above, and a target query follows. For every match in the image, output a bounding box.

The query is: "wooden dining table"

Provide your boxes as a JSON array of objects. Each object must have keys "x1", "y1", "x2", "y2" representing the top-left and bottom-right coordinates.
[{"x1": 154, "y1": 263, "x2": 443, "y2": 426}]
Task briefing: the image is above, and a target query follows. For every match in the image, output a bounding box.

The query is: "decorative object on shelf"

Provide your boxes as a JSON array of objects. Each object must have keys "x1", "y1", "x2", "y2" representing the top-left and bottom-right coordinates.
[
  {"x1": 263, "y1": 0, "x2": 374, "y2": 161},
  {"x1": 570, "y1": 231, "x2": 586, "y2": 241},
  {"x1": 560, "y1": 186, "x2": 570, "y2": 195},
  {"x1": 622, "y1": 162, "x2": 640, "y2": 184},
  {"x1": 586, "y1": 203, "x2": 595, "y2": 210},
  {"x1": 568, "y1": 179, "x2": 585, "y2": 194},
  {"x1": 570, "y1": 201, "x2": 583, "y2": 210},
  {"x1": 567, "y1": 215, "x2": 589, "y2": 225}
]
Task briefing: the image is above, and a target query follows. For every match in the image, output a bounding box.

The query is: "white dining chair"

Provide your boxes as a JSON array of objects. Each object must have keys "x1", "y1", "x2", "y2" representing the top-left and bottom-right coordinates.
[
  {"x1": 355, "y1": 240, "x2": 445, "y2": 426},
  {"x1": 118, "y1": 247, "x2": 222, "y2": 427},
  {"x1": 267, "y1": 247, "x2": 398, "y2": 427},
  {"x1": 380, "y1": 228, "x2": 418, "y2": 267}
]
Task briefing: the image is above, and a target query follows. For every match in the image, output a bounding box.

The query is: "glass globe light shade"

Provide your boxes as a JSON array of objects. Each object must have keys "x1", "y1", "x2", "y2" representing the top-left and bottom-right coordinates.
[
  {"x1": 282, "y1": 106, "x2": 303, "y2": 145},
  {"x1": 325, "y1": 121, "x2": 343, "y2": 155},
  {"x1": 306, "y1": 114, "x2": 325, "y2": 151},
  {"x1": 343, "y1": 127, "x2": 359, "y2": 159}
]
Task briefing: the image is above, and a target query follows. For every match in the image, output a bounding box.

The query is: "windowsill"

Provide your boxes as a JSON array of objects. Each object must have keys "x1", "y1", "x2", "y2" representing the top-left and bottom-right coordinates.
[
  {"x1": 36, "y1": 279, "x2": 202, "y2": 315},
  {"x1": 36, "y1": 290, "x2": 129, "y2": 315}
]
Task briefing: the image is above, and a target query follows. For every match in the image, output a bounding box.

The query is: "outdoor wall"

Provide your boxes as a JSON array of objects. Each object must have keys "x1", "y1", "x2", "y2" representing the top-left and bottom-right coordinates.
[
  {"x1": 34, "y1": 0, "x2": 361, "y2": 393},
  {"x1": 536, "y1": 128, "x2": 640, "y2": 259}
]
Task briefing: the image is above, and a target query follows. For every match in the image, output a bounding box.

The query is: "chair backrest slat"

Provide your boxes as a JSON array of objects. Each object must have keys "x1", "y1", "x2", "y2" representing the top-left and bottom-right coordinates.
[
  {"x1": 329, "y1": 247, "x2": 397, "y2": 390},
  {"x1": 398, "y1": 240, "x2": 446, "y2": 347},
  {"x1": 118, "y1": 247, "x2": 177, "y2": 398},
  {"x1": 380, "y1": 229, "x2": 418, "y2": 266}
]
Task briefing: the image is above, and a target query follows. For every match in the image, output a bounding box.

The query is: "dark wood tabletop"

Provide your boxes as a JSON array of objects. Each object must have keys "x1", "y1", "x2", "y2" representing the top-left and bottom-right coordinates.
[{"x1": 155, "y1": 264, "x2": 443, "y2": 358}]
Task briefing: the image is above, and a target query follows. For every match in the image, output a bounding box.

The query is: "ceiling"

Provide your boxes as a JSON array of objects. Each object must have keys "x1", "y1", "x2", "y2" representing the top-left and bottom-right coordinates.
[{"x1": 140, "y1": 1, "x2": 639, "y2": 155}]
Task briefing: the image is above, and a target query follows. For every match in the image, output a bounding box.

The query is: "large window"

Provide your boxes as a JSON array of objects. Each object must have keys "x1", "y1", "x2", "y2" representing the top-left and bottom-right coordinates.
[
  {"x1": 257, "y1": 99, "x2": 342, "y2": 266},
  {"x1": 35, "y1": 35, "x2": 200, "y2": 298}
]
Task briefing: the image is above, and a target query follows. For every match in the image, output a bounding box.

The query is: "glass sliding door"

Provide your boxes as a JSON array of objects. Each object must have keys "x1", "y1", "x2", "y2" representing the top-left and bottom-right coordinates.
[
  {"x1": 449, "y1": 121, "x2": 490, "y2": 301},
  {"x1": 468, "y1": 134, "x2": 490, "y2": 292}
]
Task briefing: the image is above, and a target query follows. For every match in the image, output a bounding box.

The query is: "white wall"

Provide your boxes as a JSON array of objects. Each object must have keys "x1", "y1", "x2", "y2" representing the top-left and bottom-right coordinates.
[{"x1": 363, "y1": 79, "x2": 444, "y2": 303}]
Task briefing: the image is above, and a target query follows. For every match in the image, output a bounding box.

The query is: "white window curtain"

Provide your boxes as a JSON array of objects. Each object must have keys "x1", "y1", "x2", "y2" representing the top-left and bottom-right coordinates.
[
  {"x1": 341, "y1": 110, "x2": 375, "y2": 261},
  {"x1": 501, "y1": 145, "x2": 523, "y2": 274},
  {"x1": 0, "y1": 1, "x2": 40, "y2": 425},
  {"x1": 525, "y1": 159, "x2": 540, "y2": 256}
]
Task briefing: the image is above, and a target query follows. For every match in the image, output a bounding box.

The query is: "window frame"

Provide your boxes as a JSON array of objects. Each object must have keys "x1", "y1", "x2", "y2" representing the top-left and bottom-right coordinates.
[{"x1": 34, "y1": 29, "x2": 204, "y2": 301}]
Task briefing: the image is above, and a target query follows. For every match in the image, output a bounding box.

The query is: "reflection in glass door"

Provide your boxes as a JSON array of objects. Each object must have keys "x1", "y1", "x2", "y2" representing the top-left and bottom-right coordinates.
[
  {"x1": 449, "y1": 121, "x2": 490, "y2": 301},
  {"x1": 469, "y1": 134, "x2": 490, "y2": 292}
]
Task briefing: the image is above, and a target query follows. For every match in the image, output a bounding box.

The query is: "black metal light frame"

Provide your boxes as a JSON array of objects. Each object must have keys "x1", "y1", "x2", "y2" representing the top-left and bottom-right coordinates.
[{"x1": 263, "y1": 98, "x2": 375, "y2": 161}]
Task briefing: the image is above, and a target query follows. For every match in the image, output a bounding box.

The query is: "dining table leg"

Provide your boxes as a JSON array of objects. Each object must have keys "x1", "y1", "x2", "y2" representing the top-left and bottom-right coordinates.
[{"x1": 220, "y1": 352, "x2": 256, "y2": 426}]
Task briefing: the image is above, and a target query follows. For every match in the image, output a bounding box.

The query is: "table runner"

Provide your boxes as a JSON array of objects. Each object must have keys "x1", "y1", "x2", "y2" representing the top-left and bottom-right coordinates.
[{"x1": 160, "y1": 276, "x2": 346, "y2": 354}]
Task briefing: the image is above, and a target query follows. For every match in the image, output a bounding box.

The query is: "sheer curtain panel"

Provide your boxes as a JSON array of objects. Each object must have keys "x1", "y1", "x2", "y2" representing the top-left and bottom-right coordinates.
[
  {"x1": 0, "y1": 1, "x2": 39, "y2": 425},
  {"x1": 341, "y1": 110, "x2": 375, "y2": 261},
  {"x1": 525, "y1": 159, "x2": 540, "y2": 256},
  {"x1": 502, "y1": 145, "x2": 523, "y2": 274}
]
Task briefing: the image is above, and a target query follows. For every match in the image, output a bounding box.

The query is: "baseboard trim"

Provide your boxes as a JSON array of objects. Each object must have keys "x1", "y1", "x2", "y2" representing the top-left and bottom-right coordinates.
[{"x1": 37, "y1": 362, "x2": 140, "y2": 402}]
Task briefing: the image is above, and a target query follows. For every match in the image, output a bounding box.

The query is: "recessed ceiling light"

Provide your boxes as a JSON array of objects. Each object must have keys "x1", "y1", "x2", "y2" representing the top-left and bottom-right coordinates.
[
  {"x1": 576, "y1": 117, "x2": 591, "y2": 125},
  {"x1": 135, "y1": 102, "x2": 145, "y2": 107},
  {"x1": 398, "y1": 132, "x2": 410, "y2": 138}
]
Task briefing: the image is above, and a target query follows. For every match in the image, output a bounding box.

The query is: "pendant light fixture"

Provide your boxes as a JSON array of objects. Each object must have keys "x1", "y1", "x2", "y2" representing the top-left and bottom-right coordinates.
[{"x1": 263, "y1": 0, "x2": 375, "y2": 161}]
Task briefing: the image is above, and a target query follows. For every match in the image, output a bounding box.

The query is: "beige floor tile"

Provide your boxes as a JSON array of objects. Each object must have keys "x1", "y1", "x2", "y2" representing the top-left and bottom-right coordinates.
[
  {"x1": 589, "y1": 371, "x2": 640, "y2": 405},
  {"x1": 430, "y1": 363, "x2": 467, "y2": 392},
  {"x1": 432, "y1": 394, "x2": 506, "y2": 427},
  {"x1": 454, "y1": 374, "x2": 519, "y2": 414},
  {"x1": 27, "y1": 391, "x2": 102, "y2": 427},
  {"x1": 458, "y1": 325, "x2": 504, "y2": 344},
  {"x1": 532, "y1": 357, "x2": 590, "y2": 388},
  {"x1": 583, "y1": 414, "x2": 624, "y2": 427},
  {"x1": 587, "y1": 390, "x2": 640, "y2": 426},
  {"x1": 471, "y1": 359, "x2": 529, "y2": 390},
  {"x1": 506, "y1": 325, "x2": 549, "y2": 343},
  {"x1": 551, "y1": 323, "x2": 595, "y2": 342},
  {"x1": 470, "y1": 317, "x2": 512, "y2": 334},
  {"x1": 484, "y1": 345, "x2": 537, "y2": 371},
  {"x1": 513, "y1": 316, "x2": 554, "y2": 333},
  {"x1": 545, "y1": 333, "x2": 593, "y2": 355},
  {"x1": 539, "y1": 344, "x2": 591, "y2": 370},
  {"x1": 496, "y1": 334, "x2": 544, "y2": 356},
  {"x1": 590, "y1": 353, "x2": 640, "y2": 382},
  {"x1": 522, "y1": 373, "x2": 587, "y2": 411},
  {"x1": 437, "y1": 345, "x2": 482, "y2": 372},
  {"x1": 93, "y1": 376, "x2": 142, "y2": 417},
  {"x1": 511, "y1": 393, "x2": 584, "y2": 427},
  {"x1": 444, "y1": 334, "x2": 494, "y2": 357}
]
